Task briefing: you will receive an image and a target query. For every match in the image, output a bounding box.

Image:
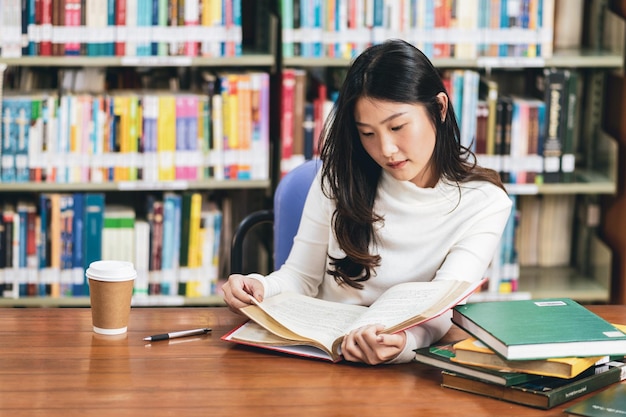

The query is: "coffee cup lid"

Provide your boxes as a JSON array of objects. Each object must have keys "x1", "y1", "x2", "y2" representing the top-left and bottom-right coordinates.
[{"x1": 86, "y1": 260, "x2": 137, "y2": 282}]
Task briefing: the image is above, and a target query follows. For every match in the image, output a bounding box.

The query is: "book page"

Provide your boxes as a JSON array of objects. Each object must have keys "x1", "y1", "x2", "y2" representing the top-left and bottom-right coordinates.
[
  {"x1": 347, "y1": 281, "x2": 464, "y2": 333},
  {"x1": 243, "y1": 293, "x2": 367, "y2": 352},
  {"x1": 224, "y1": 321, "x2": 335, "y2": 361}
]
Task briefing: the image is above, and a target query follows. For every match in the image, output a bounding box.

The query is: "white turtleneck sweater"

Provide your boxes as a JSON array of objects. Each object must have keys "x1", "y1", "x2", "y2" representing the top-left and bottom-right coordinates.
[{"x1": 249, "y1": 169, "x2": 512, "y2": 363}]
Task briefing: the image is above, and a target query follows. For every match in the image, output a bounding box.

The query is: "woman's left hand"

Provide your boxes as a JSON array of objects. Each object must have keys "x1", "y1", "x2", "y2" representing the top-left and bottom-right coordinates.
[{"x1": 340, "y1": 325, "x2": 407, "y2": 365}]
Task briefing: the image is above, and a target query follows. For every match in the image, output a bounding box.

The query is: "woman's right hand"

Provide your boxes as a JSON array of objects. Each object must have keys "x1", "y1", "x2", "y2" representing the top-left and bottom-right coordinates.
[{"x1": 221, "y1": 274, "x2": 265, "y2": 314}]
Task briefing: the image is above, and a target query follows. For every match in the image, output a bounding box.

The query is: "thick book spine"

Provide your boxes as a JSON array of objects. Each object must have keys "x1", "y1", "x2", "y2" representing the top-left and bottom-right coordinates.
[
  {"x1": 562, "y1": 70, "x2": 579, "y2": 183},
  {"x1": 71, "y1": 193, "x2": 85, "y2": 295},
  {"x1": 542, "y1": 363, "x2": 624, "y2": 408},
  {"x1": 542, "y1": 68, "x2": 569, "y2": 183}
]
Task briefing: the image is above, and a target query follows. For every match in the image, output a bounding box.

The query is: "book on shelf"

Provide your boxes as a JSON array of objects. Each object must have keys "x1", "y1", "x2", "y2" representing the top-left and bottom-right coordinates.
[
  {"x1": 452, "y1": 299, "x2": 626, "y2": 360},
  {"x1": 102, "y1": 205, "x2": 135, "y2": 263},
  {"x1": 541, "y1": 68, "x2": 570, "y2": 183},
  {"x1": 413, "y1": 340, "x2": 545, "y2": 386},
  {"x1": 147, "y1": 198, "x2": 164, "y2": 295},
  {"x1": 565, "y1": 382, "x2": 626, "y2": 417},
  {"x1": 452, "y1": 336, "x2": 610, "y2": 379},
  {"x1": 441, "y1": 359, "x2": 626, "y2": 410},
  {"x1": 222, "y1": 278, "x2": 486, "y2": 362},
  {"x1": 485, "y1": 194, "x2": 518, "y2": 294},
  {"x1": 516, "y1": 194, "x2": 576, "y2": 268}
]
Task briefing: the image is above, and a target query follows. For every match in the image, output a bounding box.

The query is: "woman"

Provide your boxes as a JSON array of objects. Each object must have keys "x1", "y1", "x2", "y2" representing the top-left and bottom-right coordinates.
[{"x1": 223, "y1": 39, "x2": 512, "y2": 365}]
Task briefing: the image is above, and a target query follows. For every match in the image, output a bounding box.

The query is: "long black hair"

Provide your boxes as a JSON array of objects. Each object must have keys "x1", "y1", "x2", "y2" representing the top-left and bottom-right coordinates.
[{"x1": 318, "y1": 39, "x2": 504, "y2": 289}]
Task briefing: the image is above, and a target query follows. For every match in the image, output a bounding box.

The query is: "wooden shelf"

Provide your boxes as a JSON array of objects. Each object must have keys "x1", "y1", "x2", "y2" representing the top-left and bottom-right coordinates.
[
  {"x1": 0, "y1": 179, "x2": 271, "y2": 192},
  {"x1": 517, "y1": 266, "x2": 610, "y2": 303},
  {"x1": 284, "y1": 48, "x2": 624, "y2": 69},
  {"x1": 0, "y1": 54, "x2": 275, "y2": 68}
]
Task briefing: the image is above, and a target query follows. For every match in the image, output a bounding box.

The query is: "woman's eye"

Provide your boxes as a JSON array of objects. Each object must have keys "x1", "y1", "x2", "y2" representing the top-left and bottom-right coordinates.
[
  {"x1": 360, "y1": 131, "x2": 374, "y2": 137},
  {"x1": 391, "y1": 124, "x2": 405, "y2": 131}
]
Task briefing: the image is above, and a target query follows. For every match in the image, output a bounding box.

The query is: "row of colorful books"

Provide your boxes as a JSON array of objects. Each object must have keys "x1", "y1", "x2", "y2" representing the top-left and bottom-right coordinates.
[
  {"x1": 448, "y1": 67, "x2": 580, "y2": 185},
  {"x1": 0, "y1": 71, "x2": 270, "y2": 184},
  {"x1": 281, "y1": 0, "x2": 556, "y2": 59},
  {"x1": 0, "y1": 191, "x2": 223, "y2": 299},
  {"x1": 414, "y1": 298, "x2": 626, "y2": 409},
  {"x1": 0, "y1": 0, "x2": 242, "y2": 58},
  {"x1": 281, "y1": 66, "x2": 581, "y2": 185}
]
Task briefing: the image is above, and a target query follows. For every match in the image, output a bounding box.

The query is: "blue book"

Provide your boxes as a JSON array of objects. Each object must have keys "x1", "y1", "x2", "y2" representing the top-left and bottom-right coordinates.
[
  {"x1": 59, "y1": 194, "x2": 74, "y2": 296},
  {"x1": 1, "y1": 97, "x2": 31, "y2": 183},
  {"x1": 71, "y1": 193, "x2": 86, "y2": 296},
  {"x1": 17, "y1": 202, "x2": 28, "y2": 296},
  {"x1": 24, "y1": 0, "x2": 36, "y2": 56},
  {"x1": 161, "y1": 194, "x2": 176, "y2": 295},
  {"x1": 151, "y1": 0, "x2": 159, "y2": 55},
  {"x1": 499, "y1": 0, "x2": 508, "y2": 57},
  {"x1": 107, "y1": 0, "x2": 116, "y2": 56},
  {"x1": 233, "y1": 0, "x2": 242, "y2": 56},
  {"x1": 162, "y1": 193, "x2": 181, "y2": 295},
  {"x1": 14, "y1": 98, "x2": 32, "y2": 183},
  {"x1": 83, "y1": 194, "x2": 105, "y2": 290},
  {"x1": 423, "y1": 0, "x2": 435, "y2": 58}
]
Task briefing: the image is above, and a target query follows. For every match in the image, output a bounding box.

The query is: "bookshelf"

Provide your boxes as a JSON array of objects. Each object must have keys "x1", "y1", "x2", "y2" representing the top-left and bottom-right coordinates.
[
  {"x1": 0, "y1": 0, "x2": 278, "y2": 307},
  {"x1": 277, "y1": 0, "x2": 623, "y2": 304}
]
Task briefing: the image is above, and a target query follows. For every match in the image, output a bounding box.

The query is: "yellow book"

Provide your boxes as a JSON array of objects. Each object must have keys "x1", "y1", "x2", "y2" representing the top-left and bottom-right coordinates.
[
  {"x1": 113, "y1": 95, "x2": 130, "y2": 181},
  {"x1": 451, "y1": 337, "x2": 606, "y2": 379},
  {"x1": 186, "y1": 193, "x2": 203, "y2": 297},
  {"x1": 225, "y1": 74, "x2": 239, "y2": 179},
  {"x1": 48, "y1": 193, "x2": 61, "y2": 297},
  {"x1": 236, "y1": 73, "x2": 252, "y2": 179},
  {"x1": 157, "y1": 94, "x2": 176, "y2": 181},
  {"x1": 128, "y1": 94, "x2": 139, "y2": 181}
]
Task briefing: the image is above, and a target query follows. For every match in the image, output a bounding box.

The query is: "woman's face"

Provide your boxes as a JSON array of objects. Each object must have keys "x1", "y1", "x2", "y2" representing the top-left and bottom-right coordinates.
[{"x1": 354, "y1": 94, "x2": 446, "y2": 188}]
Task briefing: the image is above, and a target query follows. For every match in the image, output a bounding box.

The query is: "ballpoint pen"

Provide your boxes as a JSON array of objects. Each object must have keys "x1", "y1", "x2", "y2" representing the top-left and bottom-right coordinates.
[{"x1": 143, "y1": 327, "x2": 212, "y2": 342}]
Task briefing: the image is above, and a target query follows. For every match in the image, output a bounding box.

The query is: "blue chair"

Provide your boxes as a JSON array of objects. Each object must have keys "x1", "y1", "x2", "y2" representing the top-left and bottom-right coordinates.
[{"x1": 230, "y1": 159, "x2": 322, "y2": 274}]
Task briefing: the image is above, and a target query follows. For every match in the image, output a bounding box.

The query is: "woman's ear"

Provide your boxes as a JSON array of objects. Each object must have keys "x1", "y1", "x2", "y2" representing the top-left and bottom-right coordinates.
[{"x1": 437, "y1": 92, "x2": 448, "y2": 122}]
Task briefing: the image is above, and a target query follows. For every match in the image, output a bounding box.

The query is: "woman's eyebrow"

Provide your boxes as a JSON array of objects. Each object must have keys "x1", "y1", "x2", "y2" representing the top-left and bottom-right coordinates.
[{"x1": 355, "y1": 112, "x2": 407, "y2": 127}]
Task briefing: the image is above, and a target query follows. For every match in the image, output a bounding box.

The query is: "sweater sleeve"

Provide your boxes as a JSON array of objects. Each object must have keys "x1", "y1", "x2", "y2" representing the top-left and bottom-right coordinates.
[{"x1": 387, "y1": 311, "x2": 453, "y2": 364}]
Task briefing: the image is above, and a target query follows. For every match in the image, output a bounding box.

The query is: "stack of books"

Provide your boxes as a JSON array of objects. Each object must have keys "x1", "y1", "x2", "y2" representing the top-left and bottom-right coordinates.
[{"x1": 414, "y1": 298, "x2": 626, "y2": 409}]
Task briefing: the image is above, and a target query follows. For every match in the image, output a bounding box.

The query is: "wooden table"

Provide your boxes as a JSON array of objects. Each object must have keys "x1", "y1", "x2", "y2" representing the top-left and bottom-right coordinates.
[{"x1": 1, "y1": 305, "x2": 625, "y2": 417}]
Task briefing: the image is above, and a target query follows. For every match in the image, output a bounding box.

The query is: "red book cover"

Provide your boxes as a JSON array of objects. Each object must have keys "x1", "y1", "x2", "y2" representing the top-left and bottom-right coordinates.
[
  {"x1": 64, "y1": 0, "x2": 81, "y2": 55},
  {"x1": 312, "y1": 81, "x2": 327, "y2": 158},
  {"x1": 434, "y1": 0, "x2": 452, "y2": 58},
  {"x1": 183, "y1": 0, "x2": 199, "y2": 56},
  {"x1": 150, "y1": 201, "x2": 164, "y2": 270},
  {"x1": 280, "y1": 69, "x2": 296, "y2": 176},
  {"x1": 40, "y1": 0, "x2": 53, "y2": 55},
  {"x1": 35, "y1": 0, "x2": 43, "y2": 55},
  {"x1": 115, "y1": 0, "x2": 127, "y2": 56}
]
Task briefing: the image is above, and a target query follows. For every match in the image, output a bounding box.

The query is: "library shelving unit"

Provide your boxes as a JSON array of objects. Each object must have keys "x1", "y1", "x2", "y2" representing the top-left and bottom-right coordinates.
[
  {"x1": 0, "y1": 0, "x2": 279, "y2": 307},
  {"x1": 280, "y1": 0, "x2": 623, "y2": 304}
]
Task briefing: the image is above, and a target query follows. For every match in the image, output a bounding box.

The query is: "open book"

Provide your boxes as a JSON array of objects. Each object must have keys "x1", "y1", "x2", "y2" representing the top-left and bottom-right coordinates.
[{"x1": 222, "y1": 278, "x2": 485, "y2": 362}]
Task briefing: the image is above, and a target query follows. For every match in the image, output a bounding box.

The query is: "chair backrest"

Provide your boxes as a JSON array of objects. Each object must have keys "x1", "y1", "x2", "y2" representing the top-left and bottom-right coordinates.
[{"x1": 273, "y1": 159, "x2": 322, "y2": 269}]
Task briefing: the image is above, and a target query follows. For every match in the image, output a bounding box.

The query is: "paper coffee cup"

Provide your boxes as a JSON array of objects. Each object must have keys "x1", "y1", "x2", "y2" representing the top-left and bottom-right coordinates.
[{"x1": 87, "y1": 260, "x2": 137, "y2": 335}]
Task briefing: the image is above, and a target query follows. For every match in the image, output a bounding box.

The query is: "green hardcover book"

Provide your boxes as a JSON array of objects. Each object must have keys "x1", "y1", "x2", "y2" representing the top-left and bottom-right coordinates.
[
  {"x1": 565, "y1": 382, "x2": 626, "y2": 416},
  {"x1": 414, "y1": 341, "x2": 544, "y2": 386},
  {"x1": 452, "y1": 298, "x2": 626, "y2": 360},
  {"x1": 441, "y1": 359, "x2": 626, "y2": 410}
]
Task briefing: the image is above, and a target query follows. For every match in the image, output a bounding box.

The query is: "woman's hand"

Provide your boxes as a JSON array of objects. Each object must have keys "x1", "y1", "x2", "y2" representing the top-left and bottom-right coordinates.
[
  {"x1": 221, "y1": 274, "x2": 265, "y2": 314},
  {"x1": 340, "y1": 325, "x2": 407, "y2": 365}
]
